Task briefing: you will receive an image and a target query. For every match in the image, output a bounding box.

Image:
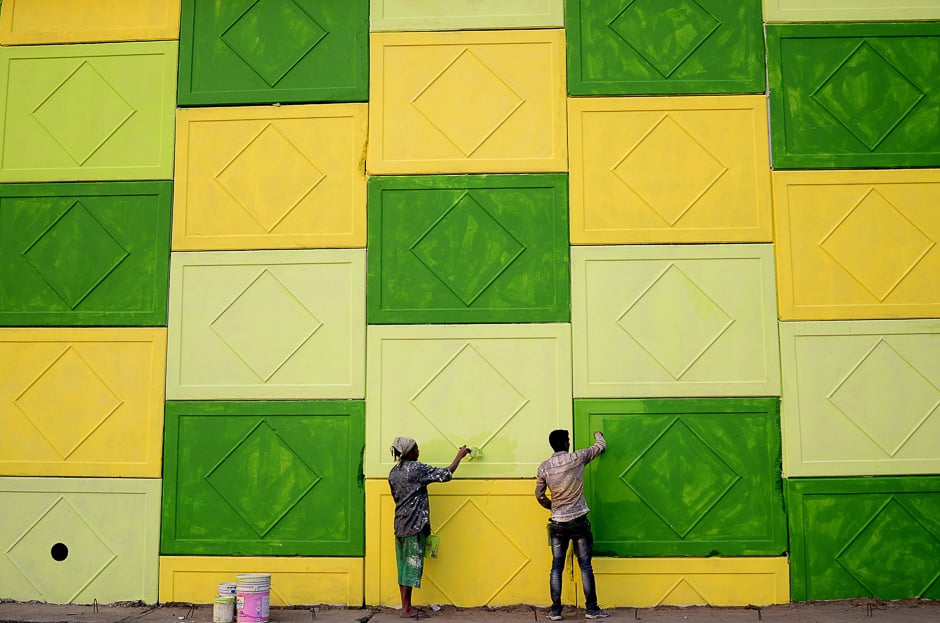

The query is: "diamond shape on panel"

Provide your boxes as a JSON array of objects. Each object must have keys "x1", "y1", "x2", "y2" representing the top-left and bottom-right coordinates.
[
  {"x1": 221, "y1": 0, "x2": 327, "y2": 87},
  {"x1": 32, "y1": 61, "x2": 135, "y2": 165},
  {"x1": 608, "y1": 0, "x2": 720, "y2": 78},
  {"x1": 836, "y1": 498, "x2": 940, "y2": 597},
  {"x1": 410, "y1": 193, "x2": 525, "y2": 305},
  {"x1": 659, "y1": 578, "x2": 708, "y2": 606},
  {"x1": 812, "y1": 42, "x2": 925, "y2": 151},
  {"x1": 820, "y1": 189, "x2": 934, "y2": 301},
  {"x1": 5, "y1": 497, "x2": 116, "y2": 602},
  {"x1": 427, "y1": 499, "x2": 530, "y2": 603},
  {"x1": 828, "y1": 339, "x2": 940, "y2": 457},
  {"x1": 22, "y1": 200, "x2": 130, "y2": 309},
  {"x1": 612, "y1": 115, "x2": 728, "y2": 226},
  {"x1": 617, "y1": 264, "x2": 734, "y2": 379},
  {"x1": 210, "y1": 270, "x2": 322, "y2": 381},
  {"x1": 206, "y1": 420, "x2": 321, "y2": 537},
  {"x1": 621, "y1": 419, "x2": 741, "y2": 537},
  {"x1": 411, "y1": 343, "x2": 529, "y2": 450},
  {"x1": 216, "y1": 124, "x2": 326, "y2": 232},
  {"x1": 13, "y1": 347, "x2": 123, "y2": 459},
  {"x1": 412, "y1": 48, "x2": 524, "y2": 156}
]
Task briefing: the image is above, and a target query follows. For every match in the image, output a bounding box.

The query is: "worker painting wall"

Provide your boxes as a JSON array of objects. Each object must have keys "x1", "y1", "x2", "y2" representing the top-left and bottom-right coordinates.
[{"x1": 0, "y1": 0, "x2": 938, "y2": 607}]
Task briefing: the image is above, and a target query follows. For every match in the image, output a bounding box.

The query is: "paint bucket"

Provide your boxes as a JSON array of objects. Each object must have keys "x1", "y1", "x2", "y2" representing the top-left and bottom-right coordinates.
[
  {"x1": 213, "y1": 596, "x2": 235, "y2": 623},
  {"x1": 236, "y1": 573, "x2": 271, "y2": 623},
  {"x1": 218, "y1": 582, "x2": 237, "y2": 597}
]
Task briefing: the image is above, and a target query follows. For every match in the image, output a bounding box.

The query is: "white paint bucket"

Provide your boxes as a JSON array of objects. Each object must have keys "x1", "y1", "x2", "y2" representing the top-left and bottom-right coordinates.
[
  {"x1": 213, "y1": 596, "x2": 235, "y2": 623},
  {"x1": 218, "y1": 582, "x2": 237, "y2": 597},
  {"x1": 236, "y1": 573, "x2": 271, "y2": 623}
]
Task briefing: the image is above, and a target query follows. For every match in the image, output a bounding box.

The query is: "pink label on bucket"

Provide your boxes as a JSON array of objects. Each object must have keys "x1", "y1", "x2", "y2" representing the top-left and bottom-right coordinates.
[{"x1": 236, "y1": 591, "x2": 269, "y2": 623}]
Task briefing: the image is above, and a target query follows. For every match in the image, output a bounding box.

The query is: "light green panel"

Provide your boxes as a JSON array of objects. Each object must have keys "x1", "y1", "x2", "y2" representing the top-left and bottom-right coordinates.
[
  {"x1": 780, "y1": 319, "x2": 940, "y2": 477},
  {"x1": 572, "y1": 244, "x2": 781, "y2": 398},
  {"x1": 365, "y1": 323, "x2": 572, "y2": 478},
  {"x1": 0, "y1": 477, "x2": 160, "y2": 604},
  {"x1": 0, "y1": 41, "x2": 177, "y2": 182},
  {"x1": 764, "y1": 0, "x2": 940, "y2": 23},
  {"x1": 370, "y1": 0, "x2": 564, "y2": 31},
  {"x1": 166, "y1": 250, "x2": 365, "y2": 400}
]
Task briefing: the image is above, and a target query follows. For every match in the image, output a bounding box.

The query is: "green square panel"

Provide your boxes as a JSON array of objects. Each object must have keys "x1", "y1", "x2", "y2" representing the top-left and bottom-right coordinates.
[
  {"x1": 787, "y1": 477, "x2": 940, "y2": 601},
  {"x1": 566, "y1": 0, "x2": 765, "y2": 95},
  {"x1": 0, "y1": 182, "x2": 171, "y2": 326},
  {"x1": 0, "y1": 42, "x2": 177, "y2": 182},
  {"x1": 575, "y1": 398, "x2": 787, "y2": 557},
  {"x1": 768, "y1": 23, "x2": 940, "y2": 169},
  {"x1": 368, "y1": 175, "x2": 570, "y2": 324},
  {"x1": 162, "y1": 400, "x2": 364, "y2": 556},
  {"x1": 178, "y1": 0, "x2": 369, "y2": 106}
]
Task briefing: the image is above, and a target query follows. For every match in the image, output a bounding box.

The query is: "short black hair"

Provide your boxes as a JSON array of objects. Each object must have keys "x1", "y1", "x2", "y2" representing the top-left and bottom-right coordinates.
[{"x1": 549, "y1": 429, "x2": 569, "y2": 452}]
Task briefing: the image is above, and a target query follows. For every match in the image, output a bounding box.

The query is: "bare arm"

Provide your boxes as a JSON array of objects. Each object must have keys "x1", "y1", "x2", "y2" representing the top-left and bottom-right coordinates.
[{"x1": 448, "y1": 445, "x2": 471, "y2": 474}]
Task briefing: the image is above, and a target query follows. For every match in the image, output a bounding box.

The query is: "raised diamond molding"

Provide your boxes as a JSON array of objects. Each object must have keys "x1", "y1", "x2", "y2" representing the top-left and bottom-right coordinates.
[
  {"x1": 410, "y1": 192, "x2": 526, "y2": 305},
  {"x1": 410, "y1": 343, "x2": 529, "y2": 452},
  {"x1": 427, "y1": 499, "x2": 530, "y2": 603},
  {"x1": 205, "y1": 420, "x2": 321, "y2": 537},
  {"x1": 608, "y1": 0, "x2": 720, "y2": 77},
  {"x1": 412, "y1": 48, "x2": 524, "y2": 156},
  {"x1": 812, "y1": 41, "x2": 925, "y2": 151},
  {"x1": 617, "y1": 264, "x2": 734, "y2": 379},
  {"x1": 620, "y1": 419, "x2": 741, "y2": 537},
  {"x1": 828, "y1": 338, "x2": 940, "y2": 457},
  {"x1": 13, "y1": 347, "x2": 123, "y2": 459},
  {"x1": 210, "y1": 269, "x2": 322, "y2": 381},
  {"x1": 820, "y1": 189, "x2": 934, "y2": 301},
  {"x1": 215, "y1": 124, "x2": 326, "y2": 232},
  {"x1": 220, "y1": 0, "x2": 327, "y2": 87},
  {"x1": 5, "y1": 496, "x2": 117, "y2": 601},
  {"x1": 612, "y1": 114, "x2": 728, "y2": 226},
  {"x1": 32, "y1": 61, "x2": 135, "y2": 165},
  {"x1": 22, "y1": 200, "x2": 130, "y2": 309}
]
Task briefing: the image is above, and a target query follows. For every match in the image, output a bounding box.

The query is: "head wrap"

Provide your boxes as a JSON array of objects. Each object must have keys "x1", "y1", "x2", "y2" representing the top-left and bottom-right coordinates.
[{"x1": 390, "y1": 436, "x2": 417, "y2": 461}]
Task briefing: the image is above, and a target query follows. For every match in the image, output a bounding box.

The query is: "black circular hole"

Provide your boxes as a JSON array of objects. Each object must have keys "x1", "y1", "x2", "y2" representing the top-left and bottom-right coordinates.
[{"x1": 50, "y1": 543, "x2": 68, "y2": 561}]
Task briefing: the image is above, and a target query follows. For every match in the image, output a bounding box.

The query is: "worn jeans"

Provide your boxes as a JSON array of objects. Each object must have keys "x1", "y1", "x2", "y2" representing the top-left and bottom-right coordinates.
[{"x1": 549, "y1": 515, "x2": 598, "y2": 611}]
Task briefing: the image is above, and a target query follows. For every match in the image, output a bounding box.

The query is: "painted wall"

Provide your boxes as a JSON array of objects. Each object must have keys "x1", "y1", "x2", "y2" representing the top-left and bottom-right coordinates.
[{"x1": 1, "y1": 0, "x2": 938, "y2": 608}]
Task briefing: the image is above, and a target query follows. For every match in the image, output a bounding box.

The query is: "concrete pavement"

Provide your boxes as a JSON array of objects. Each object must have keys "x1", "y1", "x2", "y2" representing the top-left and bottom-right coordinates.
[{"x1": 1, "y1": 601, "x2": 939, "y2": 623}]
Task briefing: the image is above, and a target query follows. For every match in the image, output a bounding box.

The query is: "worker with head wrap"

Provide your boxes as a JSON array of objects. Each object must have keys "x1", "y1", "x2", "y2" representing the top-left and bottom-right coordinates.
[{"x1": 388, "y1": 436, "x2": 471, "y2": 618}]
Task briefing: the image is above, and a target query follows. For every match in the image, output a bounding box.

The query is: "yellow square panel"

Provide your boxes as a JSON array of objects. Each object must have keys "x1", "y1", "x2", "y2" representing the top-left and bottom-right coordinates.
[
  {"x1": 159, "y1": 556, "x2": 363, "y2": 606},
  {"x1": 0, "y1": 0, "x2": 180, "y2": 44},
  {"x1": 173, "y1": 104, "x2": 368, "y2": 251},
  {"x1": 370, "y1": 0, "x2": 564, "y2": 31},
  {"x1": 365, "y1": 324, "x2": 571, "y2": 479},
  {"x1": 368, "y1": 30, "x2": 567, "y2": 175},
  {"x1": 166, "y1": 250, "x2": 365, "y2": 400},
  {"x1": 577, "y1": 557, "x2": 789, "y2": 607},
  {"x1": 764, "y1": 0, "x2": 940, "y2": 22},
  {"x1": 780, "y1": 319, "x2": 940, "y2": 477},
  {"x1": 365, "y1": 479, "x2": 577, "y2": 607},
  {"x1": 0, "y1": 328, "x2": 166, "y2": 478},
  {"x1": 569, "y1": 96, "x2": 772, "y2": 244},
  {"x1": 774, "y1": 170, "x2": 940, "y2": 320}
]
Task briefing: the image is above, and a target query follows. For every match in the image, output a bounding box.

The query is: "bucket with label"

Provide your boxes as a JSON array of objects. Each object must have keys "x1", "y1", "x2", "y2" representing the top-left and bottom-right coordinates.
[
  {"x1": 213, "y1": 596, "x2": 235, "y2": 623},
  {"x1": 236, "y1": 573, "x2": 271, "y2": 623},
  {"x1": 218, "y1": 582, "x2": 237, "y2": 597}
]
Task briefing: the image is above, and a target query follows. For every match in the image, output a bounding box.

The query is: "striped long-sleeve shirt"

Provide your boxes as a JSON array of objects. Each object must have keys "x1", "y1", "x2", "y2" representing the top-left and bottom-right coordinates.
[{"x1": 535, "y1": 433, "x2": 606, "y2": 522}]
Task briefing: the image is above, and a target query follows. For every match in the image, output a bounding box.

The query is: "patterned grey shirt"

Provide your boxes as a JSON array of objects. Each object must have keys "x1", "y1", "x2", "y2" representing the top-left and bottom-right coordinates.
[
  {"x1": 535, "y1": 434, "x2": 607, "y2": 522},
  {"x1": 388, "y1": 460, "x2": 453, "y2": 537}
]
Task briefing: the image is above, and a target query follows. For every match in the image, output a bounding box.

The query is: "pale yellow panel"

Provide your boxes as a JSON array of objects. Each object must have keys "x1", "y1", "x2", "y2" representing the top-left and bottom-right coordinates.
[
  {"x1": 166, "y1": 250, "x2": 366, "y2": 400},
  {"x1": 774, "y1": 170, "x2": 940, "y2": 320},
  {"x1": 569, "y1": 96, "x2": 772, "y2": 244},
  {"x1": 576, "y1": 558, "x2": 790, "y2": 607},
  {"x1": 371, "y1": 0, "x2": 564, "y2": 31},
  {"x1": 368, "y1": 30, "x2": 567, "y2": 174},
  {"x1": 572, "y1": 245, "x2": 781, "y2": 398},
  {"x1": 764, "y1": 0, "x2": 940, "y2": 22},
  {"x1": 0, "y1": 0, "x2": 180, "y2": 44},
  {"x1": 0, "y1": 329, "x2": 166, "y2": 478},
  {"x1": 365, "y1": 324, "x2": 571, "y2": 479},
  {"x1": 173, "y1": 104, "x2": 368, "y2": 251},
  {"x1": 365, "y1": 479, "x2": 577, "y2": 607},
  {"x1": 159, "y1": 556, "x2": 363, "y2": 606},
  {"x1": 780, "y1": 319, "x2": 940, "y2": 477}
]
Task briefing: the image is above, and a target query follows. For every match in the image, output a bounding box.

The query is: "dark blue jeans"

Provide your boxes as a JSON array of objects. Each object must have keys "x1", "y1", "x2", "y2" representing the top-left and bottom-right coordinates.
[{"x1": 549, "y1": 515, "x2": 598, "y2": 611}]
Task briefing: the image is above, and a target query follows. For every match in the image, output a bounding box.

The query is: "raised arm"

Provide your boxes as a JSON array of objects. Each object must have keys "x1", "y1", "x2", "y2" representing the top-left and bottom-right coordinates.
[{"x1": 447, "y1": 445, "x2": 472, "y2": 474}]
